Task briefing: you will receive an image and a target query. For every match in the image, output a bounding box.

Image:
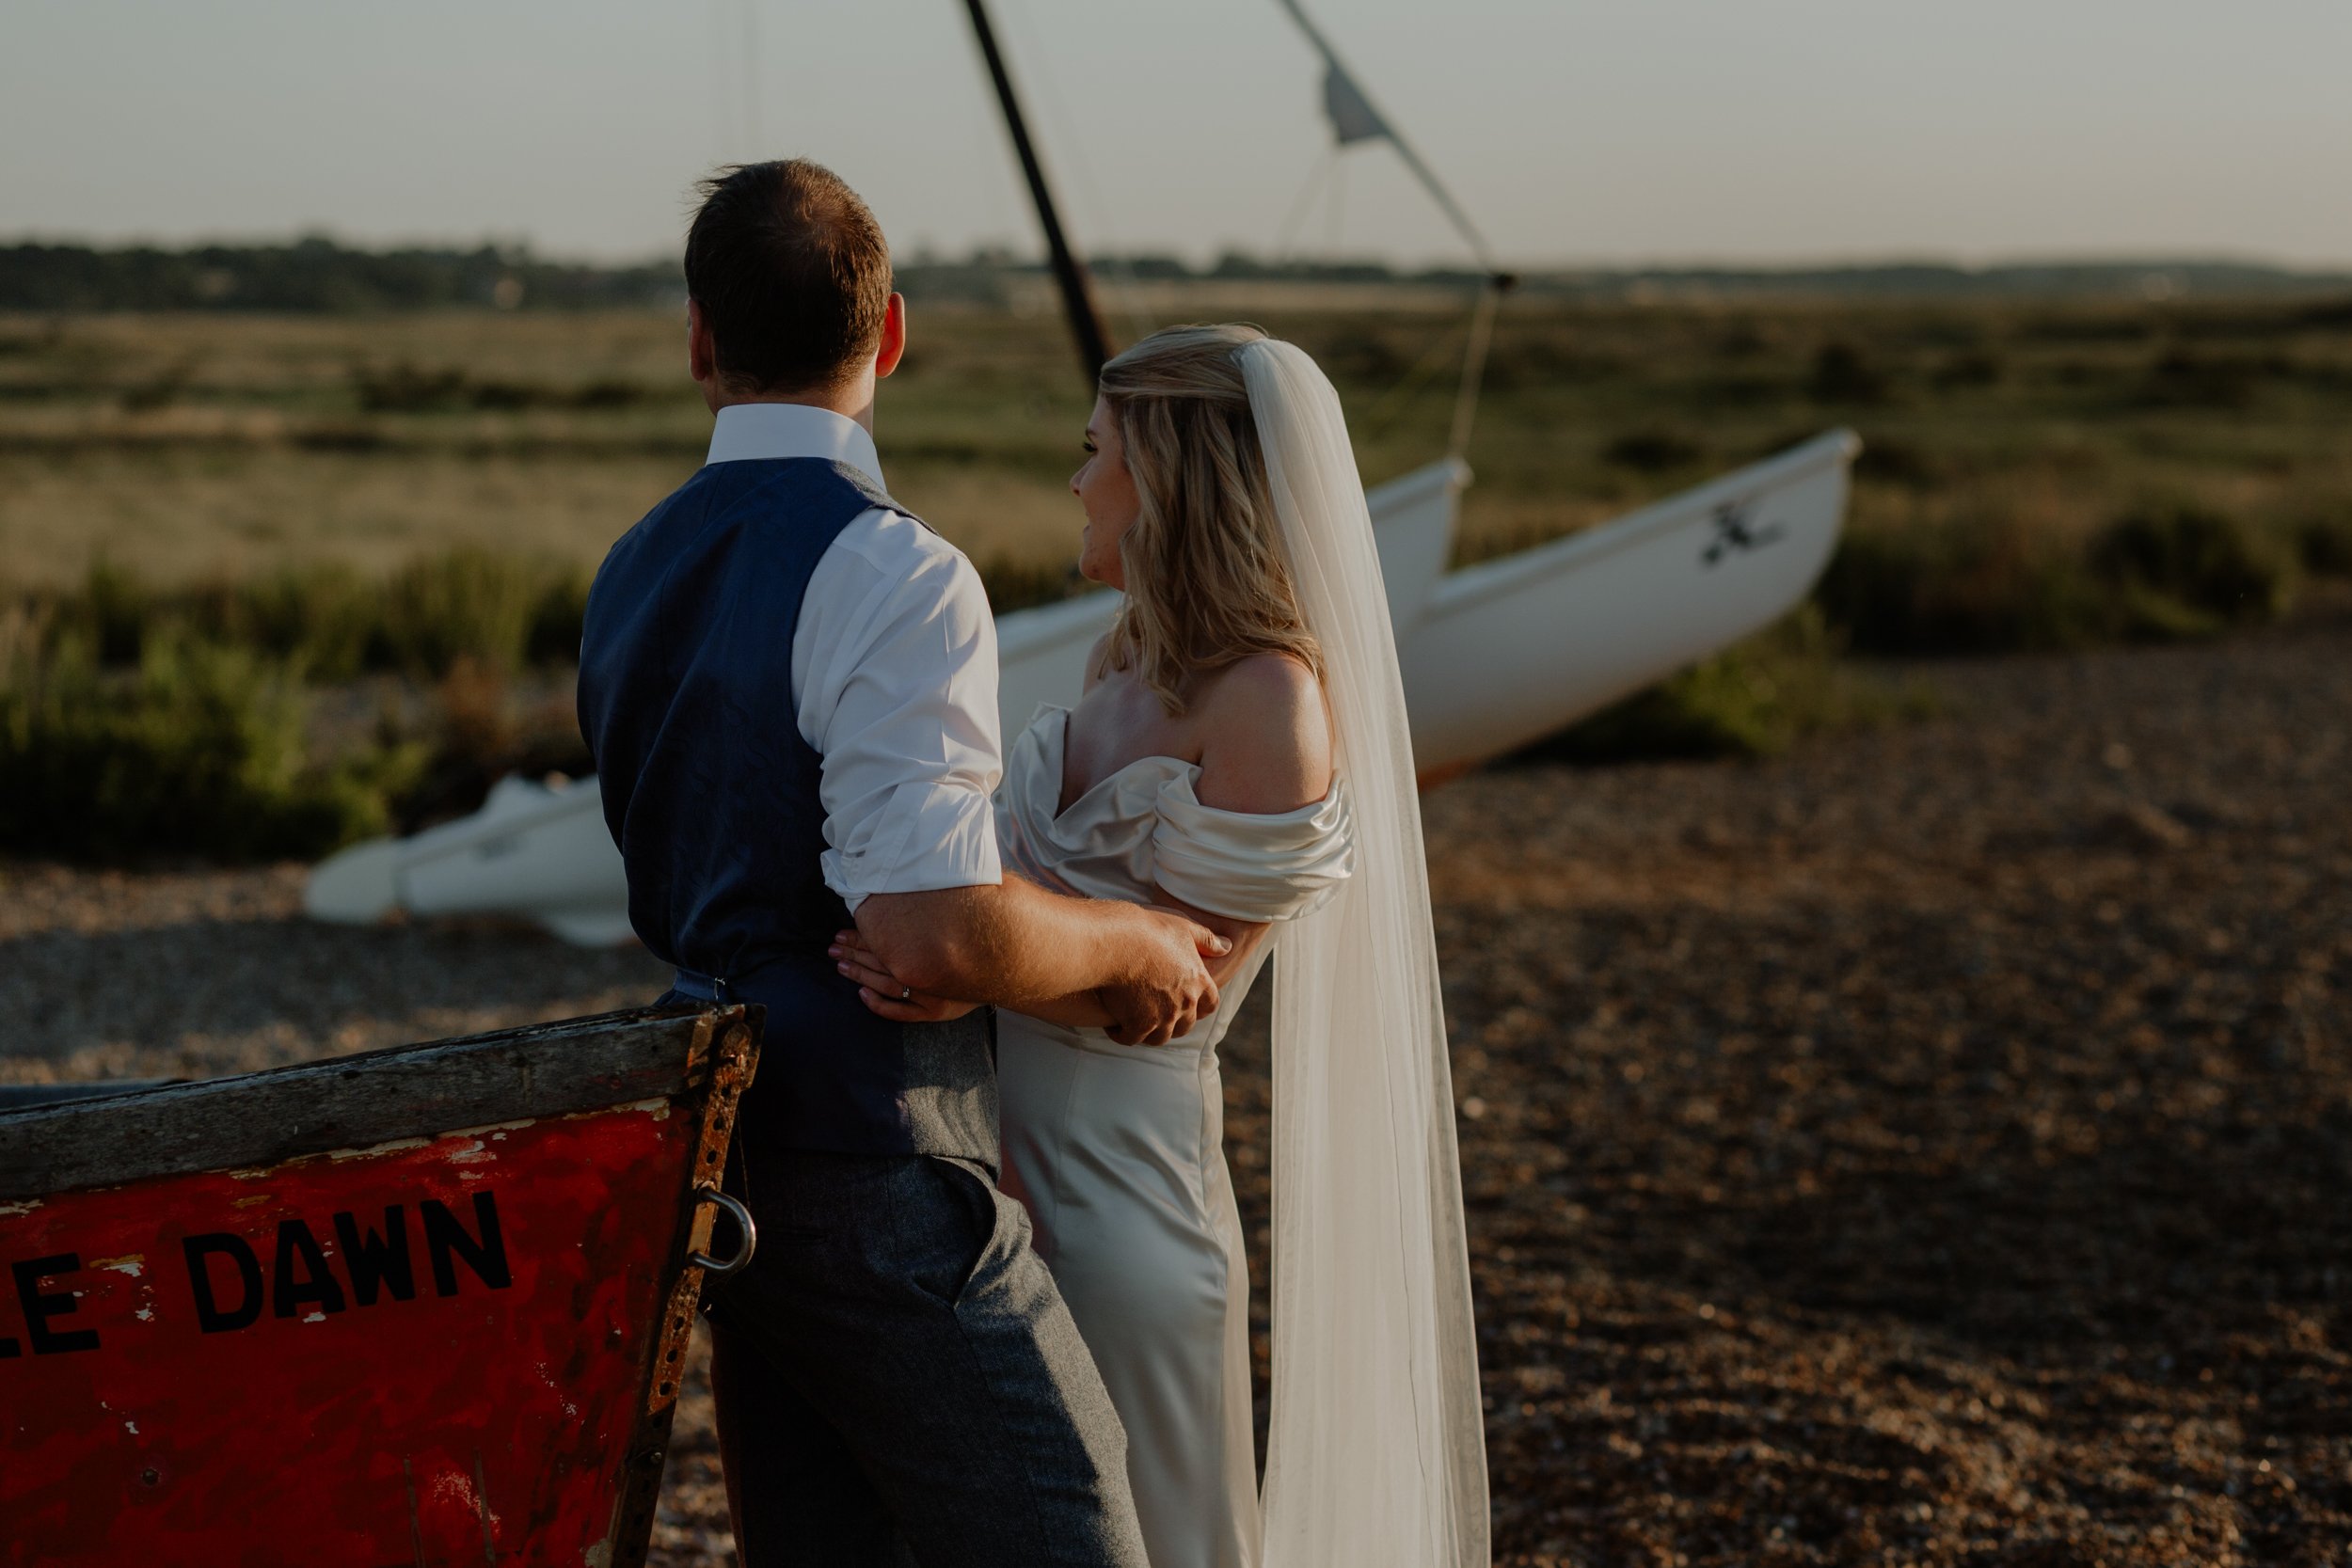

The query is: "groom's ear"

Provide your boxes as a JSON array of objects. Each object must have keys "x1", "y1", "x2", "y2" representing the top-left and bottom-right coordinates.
[
  {"x1": 687, "y1": 298, "x2": 719, "y2": 389},
  {"x1": 872, "y1": 293, "x2": 908, "y2": 381}
]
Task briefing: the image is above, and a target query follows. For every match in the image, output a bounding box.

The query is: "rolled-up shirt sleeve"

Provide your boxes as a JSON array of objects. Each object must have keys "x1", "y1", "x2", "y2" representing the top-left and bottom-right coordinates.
[{"x1": 791, "y1": 511, "x2": 1004, "y2": 911}]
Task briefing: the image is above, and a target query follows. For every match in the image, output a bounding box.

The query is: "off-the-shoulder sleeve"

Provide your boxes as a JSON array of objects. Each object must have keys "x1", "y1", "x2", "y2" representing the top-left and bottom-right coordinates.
[{"x1": 1151, "y1": 779, "x2": 1356, "y2": 923}]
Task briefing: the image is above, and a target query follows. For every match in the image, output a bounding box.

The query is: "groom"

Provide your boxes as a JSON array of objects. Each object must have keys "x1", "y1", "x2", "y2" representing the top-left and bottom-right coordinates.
[{"x1": 578, "y1": 160, "x2": 1225, "y2": 1566}]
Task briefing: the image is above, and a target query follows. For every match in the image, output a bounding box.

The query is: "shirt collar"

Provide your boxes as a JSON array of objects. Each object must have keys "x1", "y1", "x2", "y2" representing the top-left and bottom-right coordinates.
[{"x1": 705, "y1": 403, "x2": 884, "y2": 486}]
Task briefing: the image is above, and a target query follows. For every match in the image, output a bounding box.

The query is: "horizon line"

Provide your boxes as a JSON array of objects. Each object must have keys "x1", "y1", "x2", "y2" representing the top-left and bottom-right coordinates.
[{"x1": 5, "y1": 231, "x2": 2352, "y2": 280}]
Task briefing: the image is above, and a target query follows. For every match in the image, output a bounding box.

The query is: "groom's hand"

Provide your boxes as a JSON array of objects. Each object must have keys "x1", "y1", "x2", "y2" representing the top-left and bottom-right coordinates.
[{"x1": 1100, "y1": 907, "x2": 1226, "y2": 1047}]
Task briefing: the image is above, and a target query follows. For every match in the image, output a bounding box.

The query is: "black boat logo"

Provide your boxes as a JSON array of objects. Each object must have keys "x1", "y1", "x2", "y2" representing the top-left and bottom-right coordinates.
[{"x1": 1700, "y1": 500, "x2": 1787, "y2": 566}]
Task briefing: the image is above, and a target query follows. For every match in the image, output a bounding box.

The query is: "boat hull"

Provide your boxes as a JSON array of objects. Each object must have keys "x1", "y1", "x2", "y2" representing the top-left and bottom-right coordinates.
[
  {"x1": 302, "y1": 433, "x2": 1854, "y2": 945},
  {"x1": 1400, "y1": 429, "x2": 1857, "y2": 769},
  {"x1": 0, "y1": 1006, "x2": 759, "y2": 1568}
]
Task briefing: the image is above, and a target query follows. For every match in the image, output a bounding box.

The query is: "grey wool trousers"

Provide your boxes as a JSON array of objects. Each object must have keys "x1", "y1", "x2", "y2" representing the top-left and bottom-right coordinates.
[{"x1": 703, "y1": 1147, "x2": 1150, "y2": 1568}]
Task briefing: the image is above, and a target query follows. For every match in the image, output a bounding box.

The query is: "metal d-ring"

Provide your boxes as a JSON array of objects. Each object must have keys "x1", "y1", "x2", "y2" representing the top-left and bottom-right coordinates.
[{"x1": 688, "y1": 1189, "x2": 757, "y2": 1280}]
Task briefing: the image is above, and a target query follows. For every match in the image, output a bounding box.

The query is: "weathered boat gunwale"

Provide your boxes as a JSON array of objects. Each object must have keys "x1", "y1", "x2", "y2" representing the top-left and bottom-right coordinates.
[{"x1": 0, "y1": 1005, "x2": 754, "y2": 1202}]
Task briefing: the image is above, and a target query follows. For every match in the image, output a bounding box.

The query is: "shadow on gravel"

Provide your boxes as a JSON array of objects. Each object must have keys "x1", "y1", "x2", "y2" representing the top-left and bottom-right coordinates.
[
  {"x1": 1727, "y1": 1113, "x2": 2352, "y2": 1372},
  {"x1": 1434, "y1": 851, "x2": 2352, "y2": 1562}
]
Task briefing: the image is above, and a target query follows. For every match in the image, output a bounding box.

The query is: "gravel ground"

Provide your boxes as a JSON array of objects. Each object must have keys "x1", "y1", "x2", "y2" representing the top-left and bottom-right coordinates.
[{"x1": 6, "y1": 610, "x2": 2347, "y2": 1565}]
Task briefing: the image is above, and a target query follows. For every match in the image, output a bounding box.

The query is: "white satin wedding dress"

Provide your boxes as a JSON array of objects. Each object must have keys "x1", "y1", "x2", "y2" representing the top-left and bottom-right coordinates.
[
  {"x1": 996, "y1": 338, "x2": 1489, "y2": 1568},
  {"x1": 994, "y1": 704, "x2": 1354, "y2": 1568}
]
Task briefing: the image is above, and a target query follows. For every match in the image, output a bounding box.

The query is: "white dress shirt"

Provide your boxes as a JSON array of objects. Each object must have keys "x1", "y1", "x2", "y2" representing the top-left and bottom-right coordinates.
[{"x1": 705, "y1": 402, "x2": 1003, "y2": 912}]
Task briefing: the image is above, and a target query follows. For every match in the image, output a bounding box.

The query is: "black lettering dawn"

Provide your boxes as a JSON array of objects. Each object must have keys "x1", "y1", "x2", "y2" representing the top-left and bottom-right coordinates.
[
  {"x1": 12, "y1": 1254, "x2": 101, "y2": 1354},
  {"x1": 421, "y1": 1193, "x2": 512, "y2": 1296},
  {"x1": 163, "y1": 1189, "x2": 509, "y2": 1336},
  {"x1": 272, "y1": 1219, "x2": 347, "y2": 1319},
  {"x1": 333, "y1": 1205, "x2": 417, "y2": 1307},
  {"x1": 183, "y1": 1233, "x2": 265, "y2": 1334}
]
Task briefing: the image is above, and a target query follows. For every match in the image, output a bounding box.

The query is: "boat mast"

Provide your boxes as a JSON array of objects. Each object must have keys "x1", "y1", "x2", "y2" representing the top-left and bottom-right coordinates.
[{"x1": 961, "y1": 0, "x2": 1114, "y2": 384}]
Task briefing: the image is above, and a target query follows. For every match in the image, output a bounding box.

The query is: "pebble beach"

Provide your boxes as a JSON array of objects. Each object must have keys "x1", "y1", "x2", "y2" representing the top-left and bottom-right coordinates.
[{"x1": 7, "y1": 609, "x2": 2347, "y2": 1566}]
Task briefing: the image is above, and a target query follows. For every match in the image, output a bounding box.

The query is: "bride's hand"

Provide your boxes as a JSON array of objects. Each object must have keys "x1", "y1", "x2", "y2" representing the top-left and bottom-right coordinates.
[{"x1": 829, "y1": 929, "x2": 981, "y2": 1023}]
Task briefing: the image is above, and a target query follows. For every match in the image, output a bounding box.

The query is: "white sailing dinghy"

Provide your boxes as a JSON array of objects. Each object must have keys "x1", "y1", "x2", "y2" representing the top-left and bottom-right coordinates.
[
  {"x1": 305, "y1": 0, "x2": 1863, "y2": 942},
  {"x1": 303, "y1": 432, "x2": 1855, "y2": 942}
]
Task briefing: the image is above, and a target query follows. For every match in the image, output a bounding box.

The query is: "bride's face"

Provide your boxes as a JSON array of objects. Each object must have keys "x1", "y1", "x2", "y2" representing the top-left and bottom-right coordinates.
[{"x1": 1072, "y1": 395, "x2": 1140, "y2": 591}]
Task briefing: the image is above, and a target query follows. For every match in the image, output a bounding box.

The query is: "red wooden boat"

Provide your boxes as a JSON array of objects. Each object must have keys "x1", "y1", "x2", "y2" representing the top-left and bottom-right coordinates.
[{"x1": 0, "y1": 1005, "x2": 760, "y2": 1568}]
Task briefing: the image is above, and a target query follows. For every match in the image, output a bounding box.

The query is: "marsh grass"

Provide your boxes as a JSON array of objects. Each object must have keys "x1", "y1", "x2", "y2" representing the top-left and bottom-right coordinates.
[
  {"x1": 2, "y1": 292, "x2": 2348, "y2": 855},
  {"x1": 1820, "y1": 486, "x2": 2310, "y2": 656},
  {"x1": 6, "y1": 294, "x2": 2346, "y2": 587},
  {"x1": 0, "y1": 630, "x2": 425, "y2": 862},
  {"x1": 14, "y1": 551, "x2": 594, "y2": 680},
  {"x1": 7, "y1": 543, "x2": 1078, "y2": 687}
]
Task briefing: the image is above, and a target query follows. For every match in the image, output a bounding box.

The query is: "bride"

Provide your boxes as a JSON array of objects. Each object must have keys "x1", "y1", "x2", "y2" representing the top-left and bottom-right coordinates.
[{"x1": 834, "y1": 325, "x2": 1487, "y2": 1568}]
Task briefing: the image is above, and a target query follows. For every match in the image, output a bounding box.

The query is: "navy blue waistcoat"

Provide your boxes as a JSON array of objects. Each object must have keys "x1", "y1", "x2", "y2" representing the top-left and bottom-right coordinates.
[{"x1": 578, "y1": 457, "x2": 996, "y2": 1162}]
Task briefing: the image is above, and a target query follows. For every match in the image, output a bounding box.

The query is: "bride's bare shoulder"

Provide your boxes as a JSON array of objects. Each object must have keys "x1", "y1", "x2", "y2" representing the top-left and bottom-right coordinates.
[
  {"x1": 1191, "y1": 653, "x2": 1333, "y2": 812},
  {"x1": 1079, "y1": 630, "x2": 1115, "y2": 694}
]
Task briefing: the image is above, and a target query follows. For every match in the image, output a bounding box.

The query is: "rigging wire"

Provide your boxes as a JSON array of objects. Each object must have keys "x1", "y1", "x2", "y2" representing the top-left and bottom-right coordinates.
[
  {"x1": 1447, "y1": 281, "x2": 1502, "y2": 464},
  {"x1": 1266, "y1": 0, "x2": 1516, "y2": 466},
  {"x1": 1271, "y1": 147, "x2": 1337, "y2": 267},
  {"x1": 1358, "y1": 316, "x2": 1472, "y2": 443},
  {"x1": 993, "y1": 0, "x2": 1154, "y2": 346},
  {"x1": 1324, "y1": 150, "x2": 1347, "y2": 259},
  {"x1": 1269, "y1": 0, "x2": 1499, "y2": 277}
]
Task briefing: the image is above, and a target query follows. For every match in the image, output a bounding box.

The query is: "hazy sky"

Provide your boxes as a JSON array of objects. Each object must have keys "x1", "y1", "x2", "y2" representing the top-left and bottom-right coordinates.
[{"x1": 5, "y1": 0, "x2": 2347, "y2": 269}]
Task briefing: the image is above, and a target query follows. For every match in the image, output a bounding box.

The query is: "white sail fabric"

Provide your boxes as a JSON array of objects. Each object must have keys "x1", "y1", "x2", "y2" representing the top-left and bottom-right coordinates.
[{"x1": 1241, "y1": 339, "x2": 1490, "y2": 1568}]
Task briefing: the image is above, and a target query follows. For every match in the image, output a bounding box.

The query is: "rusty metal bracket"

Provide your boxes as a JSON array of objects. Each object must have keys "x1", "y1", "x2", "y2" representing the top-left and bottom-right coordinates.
[
  {"x1": 606, "y1": 1006, "x2": 761, "y2": 1568},
  {"x1": 687, "y1": 1189, "x2": 756, "y2": 1279}
]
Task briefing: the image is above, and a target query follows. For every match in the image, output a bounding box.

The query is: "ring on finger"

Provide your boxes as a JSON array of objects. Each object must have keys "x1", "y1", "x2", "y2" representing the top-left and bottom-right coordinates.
[{"x1": 898, "y1": 985, "x2": 913, "y2": 1002}]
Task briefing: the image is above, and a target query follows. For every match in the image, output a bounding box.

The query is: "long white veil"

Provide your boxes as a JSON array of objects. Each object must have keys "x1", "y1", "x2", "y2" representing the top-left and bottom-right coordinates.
[{"x1": 1242, "y1": 339, "x2": 1489, "y2": 1567}]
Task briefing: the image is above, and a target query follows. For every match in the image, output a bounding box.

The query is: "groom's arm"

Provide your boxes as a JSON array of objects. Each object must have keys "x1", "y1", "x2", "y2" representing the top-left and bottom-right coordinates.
[
  {"x1": 793, "y1": 512, "x2": 1221, "y2": 1045},
  {"x1": 853, "y1": 877, "x2": 1226, "y2": 1046}
]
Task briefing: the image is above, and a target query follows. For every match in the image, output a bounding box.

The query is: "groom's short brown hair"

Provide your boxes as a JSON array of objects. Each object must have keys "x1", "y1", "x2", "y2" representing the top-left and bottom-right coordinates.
[{"x1": 685, "y1": 159, "x2": 891, "y2": 395}]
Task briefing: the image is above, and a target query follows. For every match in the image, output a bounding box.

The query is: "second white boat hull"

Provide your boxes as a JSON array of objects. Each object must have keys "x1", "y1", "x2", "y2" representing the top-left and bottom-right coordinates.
[
  {"x1": 1401, "y1": 430, "x2": 1855, "y2": 769},
  {"x1": 305, "y1": 432, "x2": 1857, "y2": 943}
]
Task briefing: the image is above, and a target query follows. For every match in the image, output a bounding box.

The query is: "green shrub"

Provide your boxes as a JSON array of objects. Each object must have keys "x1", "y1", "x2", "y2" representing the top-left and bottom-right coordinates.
[
  {"x1": 1516, "y1": 606, "x2": 1934, "y2": 766},
  {"x1": 1808, "y1": 341, "x2": 1890, "y2": 404},
  {"x1": 1932, "y1": 348, "x2": 2005, "y2": 388},
  {"x1": 1601, "y1": 429, "x2": 1707, "y2": 473},
  {"x1": 192, "y1": 562, "x2": 379, "y2": 680},
  {"x1": 2088, "y1": 502, "x2": 2294, "y2": 630},
  {"x1": 374, "y1": 548, "x2": 549, "y2": 675},
  {"x1": 0, "y1": 636, "x2": 424, "y2": 863},
  {"x1": 976, "y1": 555, "x2": 1086, "y2": 615},
  {"x1": 2133, "y1": 348, "x2": 2268, "y2": 409},
  {"x1": 12, "y1": 549, "x2": 1081, "y2": 679},
  {"x1": 1851, "y1": 436, "x2": 1947, "y2": 489},
  {"x1": 524, "y1": 564, "x2": 595, "y2": 667},
  {"x1": 354, "y1": 361, "x2": 470, "y2": 413},
  {"x1": 1814, "y1": 506, "x2": 2113, "y2": 656},
  {"x1": 387, "y1": 658, "x2": 592, "y2": 833},
  {"x1": 1814, "y1": 498, "x2": 2296, "y2": 657},
  {"x1": 18, "y1": 553, "x2": 582, "y2": 680},
  {"x1": 76, "y1": 557, "x2": 151, "y2": 665},
  {"x1": 2291, "y1": 511, "x2": 2352, "y2": 578},
  {"x1": 352, "y1": 362, "x2": 657, "y2": 414}
]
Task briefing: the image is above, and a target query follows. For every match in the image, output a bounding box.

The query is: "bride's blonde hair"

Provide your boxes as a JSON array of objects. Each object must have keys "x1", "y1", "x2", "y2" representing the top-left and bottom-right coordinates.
[{"x1": 1094, "y1": 324, "x2": 1322, "y2": 713}]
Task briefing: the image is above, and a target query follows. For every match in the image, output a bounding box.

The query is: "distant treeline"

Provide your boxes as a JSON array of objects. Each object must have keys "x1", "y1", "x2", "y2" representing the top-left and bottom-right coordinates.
[
  {"x1": 5, "y1": 236, "x2": 2349, "y2": 313},
  {"x1": 0, "y1": 239, "x2": 683, "y2": 313}
]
